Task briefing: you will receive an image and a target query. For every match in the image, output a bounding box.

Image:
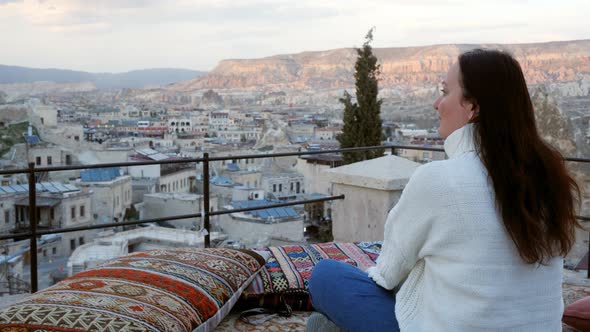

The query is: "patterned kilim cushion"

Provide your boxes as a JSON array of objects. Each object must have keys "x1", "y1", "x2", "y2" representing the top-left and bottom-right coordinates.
[
  {"x1": 238, "y1": 241, "x2": 382, "y2": 311},
  {"x1": 0, "y1": 248, "x2": 266, "y2": 332}
]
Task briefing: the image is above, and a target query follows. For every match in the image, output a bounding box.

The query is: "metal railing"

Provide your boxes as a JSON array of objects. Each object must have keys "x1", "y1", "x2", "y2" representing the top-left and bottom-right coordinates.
[{"x1": 0, "y1": 143, "x2": 588, "y2": 292}]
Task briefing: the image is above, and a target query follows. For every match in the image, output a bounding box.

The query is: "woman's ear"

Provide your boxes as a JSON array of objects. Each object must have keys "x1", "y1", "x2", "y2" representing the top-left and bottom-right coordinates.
[{"x1": 468, "y1": 104, "x2": 479, "y2": 121}]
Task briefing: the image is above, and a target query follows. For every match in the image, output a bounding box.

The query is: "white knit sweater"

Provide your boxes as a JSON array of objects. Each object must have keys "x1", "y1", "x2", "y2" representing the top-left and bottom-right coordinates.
[{"x1": 366, "y1": 124, "x2": 563, "y2": 331}]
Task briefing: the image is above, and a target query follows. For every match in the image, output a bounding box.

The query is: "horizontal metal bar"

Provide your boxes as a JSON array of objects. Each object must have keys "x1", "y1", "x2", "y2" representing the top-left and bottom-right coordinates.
[
  {"x1": 0, "y1": 158, "x2": 202, "y2": 175},
  {"x1": 0, "y1": 145, "x2": 588, "y2": 175},
  {"x1": 565, "y1": 157, "x2": 590, "y2": 163},
  {"x1": 0, "y1": 169, "x2": 29, "y2": 175},
  {"x1": 206, "y1": 145, "x2": 453, "y2": 162},
  {"x1": 0, "y1": 195, "x2": 344, "y2": 241},
  {"x1": 578, "y1": 215, "x2": 590, "y2": 222},
  {"x1": 0, "y1": 213, "x2": 203, "y2": 240}
]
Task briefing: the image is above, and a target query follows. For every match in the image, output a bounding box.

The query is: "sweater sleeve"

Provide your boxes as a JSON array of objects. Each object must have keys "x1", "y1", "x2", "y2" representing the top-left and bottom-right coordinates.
[{"x1": 367, "y1": 163, "x2": 443, "y2": 290}]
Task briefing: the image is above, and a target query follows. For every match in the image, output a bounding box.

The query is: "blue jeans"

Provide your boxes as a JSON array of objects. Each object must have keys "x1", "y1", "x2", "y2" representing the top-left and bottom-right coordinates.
[{"x1": 308, "y1": 259, "x2": 400, "y2": 332}]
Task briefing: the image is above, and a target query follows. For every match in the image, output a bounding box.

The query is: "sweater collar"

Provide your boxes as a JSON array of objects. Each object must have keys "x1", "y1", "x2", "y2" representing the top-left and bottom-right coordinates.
[{"x1": 443, "y1": 123, "x2": 476, "y2": 159}]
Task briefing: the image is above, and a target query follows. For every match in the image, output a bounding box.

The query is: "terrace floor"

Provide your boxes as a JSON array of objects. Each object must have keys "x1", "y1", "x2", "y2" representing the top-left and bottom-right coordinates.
[
  {"x1": 0, "y1": 268, "x2": 587, "y2": 331},
  {"x1": 215, "y1": 268, "x2": 590, "y2": 331}
]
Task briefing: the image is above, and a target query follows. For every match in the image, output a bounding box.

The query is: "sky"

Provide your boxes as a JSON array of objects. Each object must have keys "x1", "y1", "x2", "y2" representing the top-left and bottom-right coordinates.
[{"x1": 0, "y1": 0, "x2": 589, "y2": 73}]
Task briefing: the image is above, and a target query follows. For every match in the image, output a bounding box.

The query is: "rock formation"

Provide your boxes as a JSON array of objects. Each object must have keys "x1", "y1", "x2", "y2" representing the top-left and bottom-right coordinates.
[{"x1": 170, "y1": 40, "x2": 590, "y2": 91}]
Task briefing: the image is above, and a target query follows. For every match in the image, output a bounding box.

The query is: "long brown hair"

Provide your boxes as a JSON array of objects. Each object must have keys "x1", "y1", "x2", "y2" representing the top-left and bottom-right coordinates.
[{"x1": 458, "y1": 49, "x2": 581, "y2": 264}]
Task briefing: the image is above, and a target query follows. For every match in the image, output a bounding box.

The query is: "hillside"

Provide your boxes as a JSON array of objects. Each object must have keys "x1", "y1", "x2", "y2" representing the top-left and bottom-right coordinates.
[
  {"x1": 170, "y1": 40, "x2": 590, "y2": 91},
  {"x1": 0, "y1": 65, "x2": 206, "y2": 89}
]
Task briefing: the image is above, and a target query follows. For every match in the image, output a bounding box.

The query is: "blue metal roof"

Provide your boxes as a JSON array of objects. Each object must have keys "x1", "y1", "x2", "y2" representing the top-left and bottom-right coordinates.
[
  {"x1": 25, "y1": 135, "x2": 40, "y2": 145},
  {"x1": 210, "y1": 176, "x2": 233, "y2": 186},
  {"x1": 81, "y1": 167, "x2": 121, "y2": 182},
  {"x1": 0, "y1": 182, "x2": 79, "y2": 195},
  {"x1": 231, "y1": 200, "x2": 300, "y2": 221},
  {"x1": 120, "y1": 120, "x2": 138, "y2": 126},
  {"x1": 227, "y1": 163, "x2": 240, "y2": 172}
]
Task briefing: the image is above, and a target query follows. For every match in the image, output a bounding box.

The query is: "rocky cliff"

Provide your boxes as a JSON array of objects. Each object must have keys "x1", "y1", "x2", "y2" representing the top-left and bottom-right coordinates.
[{"x1": 171, "y1": 40, "x2": 590, "y2": 91}]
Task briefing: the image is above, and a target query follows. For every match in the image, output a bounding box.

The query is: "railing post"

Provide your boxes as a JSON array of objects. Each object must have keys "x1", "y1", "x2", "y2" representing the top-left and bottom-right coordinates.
[
  {"x1": 203, "y1": 153, "x2": 210, "y2": 248},
  {"x1": 27, "y1": 162, "x2": 38, "y2": 293}
]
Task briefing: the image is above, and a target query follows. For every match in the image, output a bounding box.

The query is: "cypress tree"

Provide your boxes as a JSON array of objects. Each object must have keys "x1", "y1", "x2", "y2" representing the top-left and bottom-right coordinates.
[{"x1": 337, "y1": 28, "x2": 383, "y2": 164}]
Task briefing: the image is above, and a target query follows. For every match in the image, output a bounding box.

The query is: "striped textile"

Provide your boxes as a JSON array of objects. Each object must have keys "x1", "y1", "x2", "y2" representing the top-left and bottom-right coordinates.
[
  {"x1": 0, "y1": 248, "x2": 265, "y2": 332},
  {"x1": 239, "y1": 241, "x2": 382, "y2": 311}
]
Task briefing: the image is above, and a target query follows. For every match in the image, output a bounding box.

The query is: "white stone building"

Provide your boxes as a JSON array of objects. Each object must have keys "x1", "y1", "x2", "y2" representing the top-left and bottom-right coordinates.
[
  {"x1": 142, "y1": 192, "x2": 217, "y2": 230},
  {"x1": 0, "y1": 182, "x2": 96, "y2": 257},
  {"x1": 218, "y1": 200, "x2": 304, "y2": 245},
  {"x1": 314, "y1": 127, "x2": 342, "y2": 141},
  {"x1": 261, "y1": 171, "x2": 305, "y2": 200},
  {"x1": 216, "y1": 127, "x2": 263, "y2": 143},
  {"x1": 28, "y1": 145, "x2": 74, "y2": 168},
  {"x1": 167, "y1": 117, "x2": 193, "y2": 133},
  {"x1": 77, "y1": 168, "x2": 132, "y2": 224},
  {"x1": 294, "y1": 154, "x2": 343, "y2": 195},
  {"x1": 67, "y1": 226, "x2": 226, "y2": 275},
  {"x1": 127, "y1": 149, "x2": 196, "y2": 193}
]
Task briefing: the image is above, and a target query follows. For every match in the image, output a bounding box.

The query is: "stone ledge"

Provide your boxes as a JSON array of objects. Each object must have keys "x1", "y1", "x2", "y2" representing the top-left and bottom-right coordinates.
[{"x1": 323, "y1": 155, "x2": 420, "y2": 191}]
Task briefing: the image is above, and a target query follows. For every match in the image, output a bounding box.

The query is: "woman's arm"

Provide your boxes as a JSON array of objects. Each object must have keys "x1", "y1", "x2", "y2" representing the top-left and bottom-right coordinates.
[{"x1": 367, "y1": 163, "x2": 444, "y2": 290}]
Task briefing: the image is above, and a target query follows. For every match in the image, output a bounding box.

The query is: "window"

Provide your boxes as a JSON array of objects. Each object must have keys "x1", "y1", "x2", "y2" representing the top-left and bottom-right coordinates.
[
  {"x1": 70, "y1": 239, "x2": 76, "y2": 250},
  {"x1": 4, "y1": 210, "x2": 9, "y2": 224},
  {"x1": 71, "y1": 207, "x2": 76, "y2": 220},
  {"x1": 43, "y1": 249, "x2": 47, "y2": 257},
  {"x1": 47, "y1": 156, "x2": 52, "y2": 165},
  {"x1": 80, "y1": 205, "x2": 85, "y2": 217},
  {"x1": 35, "y1": 156, "x2": 41, "y2": 166},
  {"x1": 50, "y1": 208, "x2": 54, "y2": 220},
  {"x1": 279, "y1": 184, "x2": 282, "y2": 192},
  {"x1": 79, "y1": 237, "x2": 84, "y2": 245},
  {"x1": 273, "y1": 184, "x2": 276, "y2": 192},
  {"x1": 52, "y1": 247, "x2": 56, "y2": 255},
  {"x1": 66, "y1": 154, "x2": 72, "y2": 165},
  {"x1": 290, "y1": 183, "x2": 294, "y2": 191},
  {"x1": 296, "y1": 182, "x2": 300, "y2": 194}
]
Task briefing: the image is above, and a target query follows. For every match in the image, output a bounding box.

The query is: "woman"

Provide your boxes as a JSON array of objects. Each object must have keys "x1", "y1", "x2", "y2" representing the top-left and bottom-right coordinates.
[{"x1": 307, "y1": 49, "x2": 581, "y2": 332}]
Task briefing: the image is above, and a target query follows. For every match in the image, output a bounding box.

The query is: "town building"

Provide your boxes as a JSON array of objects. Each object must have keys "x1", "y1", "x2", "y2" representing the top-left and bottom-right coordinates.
[
  {"x1": 141, "y1": 192, "x2": 218, "y2": 230},
  {"x1": 218, "y1": 199, "x2": 304, "y2": 245},
  {"x1": 261, "y1": 171, "x2": 305, "y2": 200},
  {"x1": 0, "y1": 182, "x2": 96, "y2": 257},
  {"x1": 128, "y1": 148, "x2": 196, "y2": 194},
  {"x1": 77, "y1": 167, "x2": 132, "y2": 225},
  {"x1": 66, "y1": 226, "x2": 226, "y2": 275}
]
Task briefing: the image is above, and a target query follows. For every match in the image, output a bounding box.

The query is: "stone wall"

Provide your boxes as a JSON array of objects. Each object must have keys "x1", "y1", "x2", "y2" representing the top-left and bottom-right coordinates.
[{"x1": 324, "y1": 155, "x2": 420, "y2": 242}]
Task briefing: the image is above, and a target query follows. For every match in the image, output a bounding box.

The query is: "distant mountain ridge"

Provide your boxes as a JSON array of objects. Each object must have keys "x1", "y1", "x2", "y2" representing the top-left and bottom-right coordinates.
[
  {"x1": 170, "y1": 39, "x2": 590, "y2": 91},
  {"x1": 0, "y1": 65, "x2": 206, "y2": 89}
]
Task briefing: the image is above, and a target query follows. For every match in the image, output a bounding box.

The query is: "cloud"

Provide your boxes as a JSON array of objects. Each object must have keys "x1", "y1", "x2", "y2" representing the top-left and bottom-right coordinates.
[
  {"x1": 0, "y1": 0, "x2": 22, "y2": 5},
  {"x1": 4, "y1": 0, "x2": 346, "y2": 30},
  {"x1": 0, "y1": 0, "x2": 589, "y2": 71}
]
